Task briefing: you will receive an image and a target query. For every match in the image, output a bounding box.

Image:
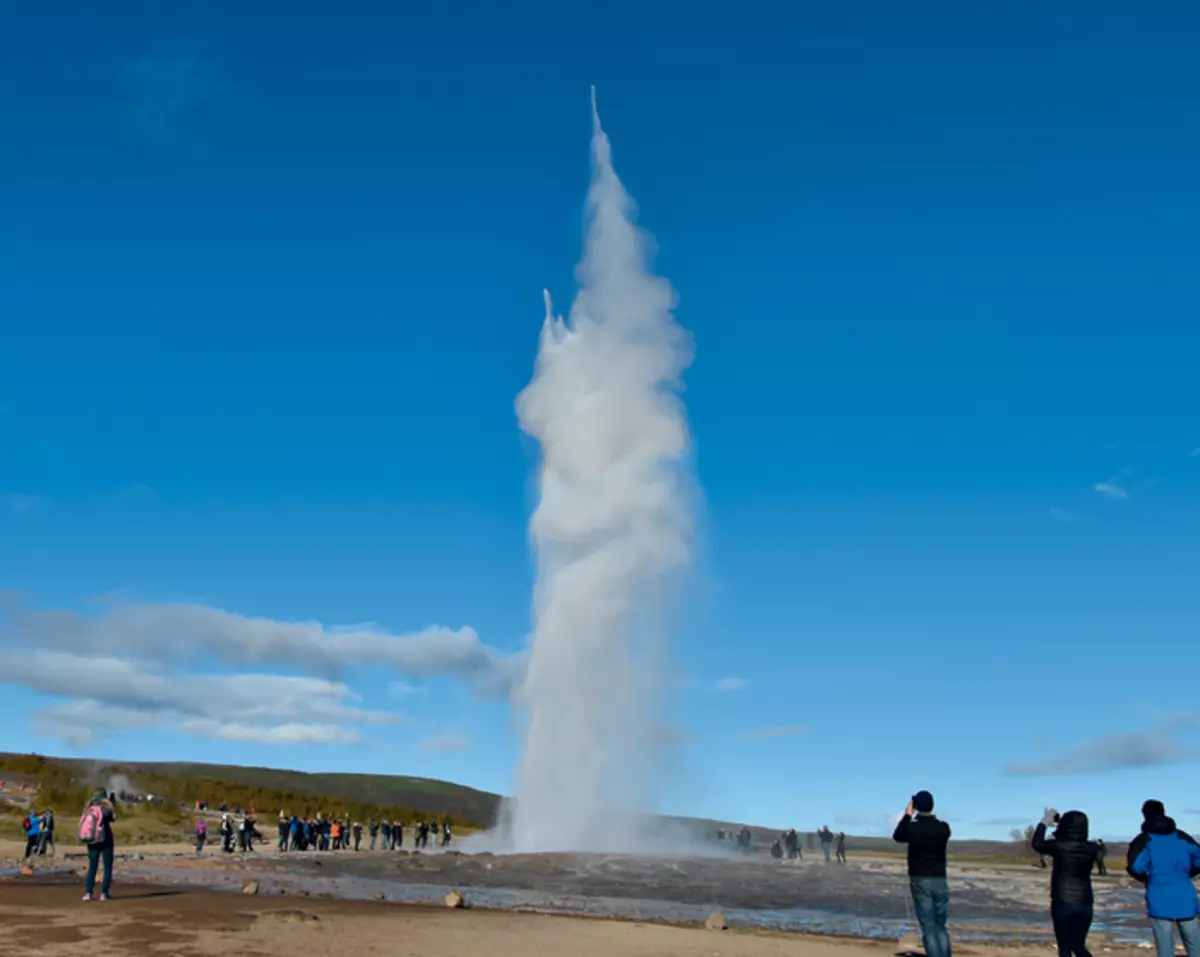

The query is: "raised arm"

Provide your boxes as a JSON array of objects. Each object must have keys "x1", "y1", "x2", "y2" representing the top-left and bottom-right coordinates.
[
  {"x1": 893, "y1": 802, "x2": 914, "y2": 844},
  {"x1": 1031, "y1": 822, "x2": 1055, "y2": 856}
]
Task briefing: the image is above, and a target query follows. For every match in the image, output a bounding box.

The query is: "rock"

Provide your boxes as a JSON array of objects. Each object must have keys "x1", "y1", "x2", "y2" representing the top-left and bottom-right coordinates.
[
  {"x1": 374, "y1": 891, "x2": 386, "y2": 901},
  {"x1": 444, "y1": 889, "x2": 466, "y2": 909},
  {"x1": 897, "y1": 932, "x2": 923, "y2": 955},
  {"x1": 704, "y1": 911, "x2": 728, "y2": 931},
  {"x1": 18, "y1": 864, "x2": 34, "y2": 877},
  {"x1": 242, "y1": 880, "x2": 260, "y2": 895}
]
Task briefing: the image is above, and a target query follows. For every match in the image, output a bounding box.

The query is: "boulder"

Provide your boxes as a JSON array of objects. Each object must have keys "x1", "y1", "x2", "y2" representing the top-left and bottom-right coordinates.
[
  {"x1": 242, "y1": 880, "x2": 260, "y2": 895},
  {"x1": 704, "y1": 910, "x2": 728, "y2": 931},
  {"x1": 444, "y1": 889, "x2": 466, "y2": 909}
]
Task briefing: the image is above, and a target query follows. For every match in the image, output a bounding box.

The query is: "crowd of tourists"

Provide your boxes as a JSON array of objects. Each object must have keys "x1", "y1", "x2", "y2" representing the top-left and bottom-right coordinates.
[
  {"x1": 57, "y1": 782, "x2": 1200, "y2": 957},
  {"x1": 893, "y1": 790, "x2": 1200, "y2": 957},
  {"x1": 268, "y1": 812, "x2": 451, "y2": 853}
]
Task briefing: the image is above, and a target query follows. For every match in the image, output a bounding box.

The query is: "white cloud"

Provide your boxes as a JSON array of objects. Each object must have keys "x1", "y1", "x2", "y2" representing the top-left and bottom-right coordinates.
[
  {"x1": 1, "y1": 596, "x2": 527, "y2": 751},
  {"x1": 739, "y1": 725, "x2": 806, "y2": 740},
  {"x1": 8, "y1": 600, "x2": 524, "y2": 699},
  {"x1": 1003, "y1": 728, "x2": 1193, "y2": 776},
  {"x1": 1, "y1": 648, "x2": 402, "y2": 749},
  {"x1": 180, "y1": 720, "x2": 361, "y2": 745},
  {"x1": 1049, "y1": 507, "x2": 1079, "y2": 524},
  {"x1": 416, "y1": 731, "x2": 470, "y2": 752},
  {"x1": 389, "y1": 681, "x2": 428, "y2": 697},
  {"x1": 713, "y1": 677, "x2": 748, "y2": 692},
  {"x1": 1093, "y1": 482, "x2": 1128, "y2": 500}
]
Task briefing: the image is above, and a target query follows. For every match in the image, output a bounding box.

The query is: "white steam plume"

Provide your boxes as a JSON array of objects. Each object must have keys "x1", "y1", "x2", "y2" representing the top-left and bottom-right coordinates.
[{"x1": 509, "y1": 89, "x2": 694, "y2": 852}]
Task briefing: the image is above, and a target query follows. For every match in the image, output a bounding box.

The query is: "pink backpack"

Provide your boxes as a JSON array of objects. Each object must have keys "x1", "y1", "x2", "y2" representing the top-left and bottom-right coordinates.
[{"x1": 78, "y1": 805, "x2": 104, "y2": 844}]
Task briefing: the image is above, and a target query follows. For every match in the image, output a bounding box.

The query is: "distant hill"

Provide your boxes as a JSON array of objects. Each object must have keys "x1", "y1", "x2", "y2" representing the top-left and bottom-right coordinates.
[{"x1": 0, "y1": 753, "x2": 502, "y2": 826}]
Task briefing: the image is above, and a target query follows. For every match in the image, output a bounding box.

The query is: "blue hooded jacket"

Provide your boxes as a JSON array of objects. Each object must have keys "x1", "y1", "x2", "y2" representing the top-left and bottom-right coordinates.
[{"x1": 1131, "y1": 817, "x2": 1200, "y2": 920}]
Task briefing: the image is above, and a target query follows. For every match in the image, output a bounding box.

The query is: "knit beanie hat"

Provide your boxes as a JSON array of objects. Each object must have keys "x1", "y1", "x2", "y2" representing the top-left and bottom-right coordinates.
[{"x1": 913, "y1": 790, "x2": 935, "y2": 814}]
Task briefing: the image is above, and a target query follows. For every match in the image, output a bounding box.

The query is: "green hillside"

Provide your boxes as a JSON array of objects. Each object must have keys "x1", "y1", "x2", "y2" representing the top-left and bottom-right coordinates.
[{"x1": 0, "y1": 753, "x2": 500, "y2": 828}]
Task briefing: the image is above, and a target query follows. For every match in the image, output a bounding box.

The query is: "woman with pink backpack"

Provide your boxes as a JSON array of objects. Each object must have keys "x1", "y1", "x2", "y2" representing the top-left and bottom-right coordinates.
[{"x1": 79, "y1": 790, "x2": 117, "y2": 901}]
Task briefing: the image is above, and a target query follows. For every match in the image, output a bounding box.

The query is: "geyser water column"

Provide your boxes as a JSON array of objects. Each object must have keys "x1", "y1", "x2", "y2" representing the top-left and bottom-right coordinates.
[{"x1": 510, "y1": 90, "x2": 695, "y2": 853}]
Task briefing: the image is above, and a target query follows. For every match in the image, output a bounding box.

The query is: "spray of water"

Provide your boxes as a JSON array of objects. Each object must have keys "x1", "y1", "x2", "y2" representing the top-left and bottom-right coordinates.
[{"x1": 508, "y1": 89, "x2": 695, "y2": 853}]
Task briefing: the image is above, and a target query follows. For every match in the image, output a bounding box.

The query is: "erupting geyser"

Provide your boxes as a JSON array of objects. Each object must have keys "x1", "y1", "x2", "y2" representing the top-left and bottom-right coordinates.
[{"x1": 509, "y1": 89, "x2": 695, "y2": 852}]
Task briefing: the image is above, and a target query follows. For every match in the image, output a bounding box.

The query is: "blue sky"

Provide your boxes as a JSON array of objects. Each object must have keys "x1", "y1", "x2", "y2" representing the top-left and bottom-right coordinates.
[{"x1": 2, "y1": 0, "x2": 1199, "y2": 840}]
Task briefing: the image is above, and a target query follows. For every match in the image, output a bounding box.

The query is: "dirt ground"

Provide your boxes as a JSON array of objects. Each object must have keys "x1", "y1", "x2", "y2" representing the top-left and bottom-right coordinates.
[{"x1": 0, "y1": 881, "x2": 1151, "y2": 957}]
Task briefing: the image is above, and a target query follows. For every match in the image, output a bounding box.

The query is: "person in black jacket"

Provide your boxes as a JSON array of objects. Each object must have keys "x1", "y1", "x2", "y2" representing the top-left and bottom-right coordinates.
[
  {"x1": 1032, "y1": 808, "x2": 1099, "y2": 957},
  {"x1": 1128, "y1": 801, "x2": 1200, "y2": 882},
  {"x1": 894, "y1": 790, "x2": 952, "y2": 957}
]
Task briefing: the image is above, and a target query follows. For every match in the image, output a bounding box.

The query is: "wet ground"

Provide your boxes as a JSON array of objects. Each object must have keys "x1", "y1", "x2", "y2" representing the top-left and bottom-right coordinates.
[{"x1": 47, "y1": 848, "x2": 1150, "y2": 944}]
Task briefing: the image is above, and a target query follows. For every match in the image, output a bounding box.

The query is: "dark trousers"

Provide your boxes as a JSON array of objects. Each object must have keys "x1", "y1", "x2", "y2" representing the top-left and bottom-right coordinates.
[
  {"x1": 910, "y1": 877, "x2": 952, "y2": 957},
  {"x1": 1051, "y1": 904, "x2": 1093, "y2": 957},
  {"x1": 85, "y1": 841, "x2": 114, "y2": 897}
]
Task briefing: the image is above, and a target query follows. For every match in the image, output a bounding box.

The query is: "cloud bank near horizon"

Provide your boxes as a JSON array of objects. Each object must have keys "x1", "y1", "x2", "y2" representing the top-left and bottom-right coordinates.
[{"x1": 0, "y1": 598, "x2": 526, "y2": 750}]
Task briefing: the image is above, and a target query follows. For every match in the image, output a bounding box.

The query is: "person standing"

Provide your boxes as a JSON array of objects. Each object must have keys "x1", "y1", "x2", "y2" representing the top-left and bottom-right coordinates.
[
  {"x1": 353, "y1": 820, "x2": 363, "y2": 851},
  {"x1": 1094, "y1": 839, "x2": 1107, "y2": 876},
  {"x1": 836, "y1": 831, "x2": 847, "y2": 864},
  {"x1": 893, "y1": 791, "x2": 952, "y2": 957},
  {"x1": 81, "y1": 790, "x2": 117, "y2": 902},
  {"x1": 196, "y1": 818, "x2": 208, "y2": 855},
  {"x1": 278, "y1": 812, "x2": 289, "y2": 852},
  {"x1": 24, "y1": 811, "x2": 41, "y2": 859},
  {"x1": 1130, "y1": 813, "x2": 1200, "y2": 957},
  {"x1": 1128, "y1": 801, "x2": 1200, "y2": 881},
  {"x1": 819, "y1": 826, "x2": 834, "y2": 863},
  {"x1": 38, "y1": 809, "x2": 55, "y2": 856},
  {"x1": 393, "y1": 820, "x2": 403, "y2": 849},
  {"x1": 1031, "y1": 808, "x2": 1099, "y2": 957},
  {"x1": 381, "y1": 819, "x2": 391, "y2": 850}
]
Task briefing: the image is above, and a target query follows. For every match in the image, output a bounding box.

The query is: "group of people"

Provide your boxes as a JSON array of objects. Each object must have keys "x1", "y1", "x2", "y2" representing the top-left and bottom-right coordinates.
[
  {"x1": 20, "y1": 808, "x2": 56, "y2": 858},
  {"x1": 199, "y1": 812, "x2": 263, "y2": 854},
  {"x1": 893, "y1": 790, "x2": 1200, "y2": 957},
  {"x1": 187, "y1": 810, "x2": 454, "y2": 854},
  {"x1": 270, "y1": 812, "x2": 451, "y2": 853},
  {"x1": 768, "y1": 826, "x2": 847, "y2": 863}
]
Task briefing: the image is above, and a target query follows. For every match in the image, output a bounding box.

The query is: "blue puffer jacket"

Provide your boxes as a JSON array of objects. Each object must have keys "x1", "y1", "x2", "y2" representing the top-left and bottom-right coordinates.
[{"x1": 1131, "y1": 817, "x2": 1200, "y2": 920}]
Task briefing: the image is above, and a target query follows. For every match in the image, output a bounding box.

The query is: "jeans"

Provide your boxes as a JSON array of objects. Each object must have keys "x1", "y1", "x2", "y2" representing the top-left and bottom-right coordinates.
[
  {"x1": 910, "y1": 877, "x2": 951, "y2": 957},
  {"x1": 86, "y1": 841, "x2": 114, "y2": 897},
  {"x1": 1051, "y1": 904, "x2": 1093, "y2": 957},
  {"x1": 1151, "y1": 917, "x2": 1200, "y2": 957},
  {"x1": 822, "y1": 842, "x2": 831, "y2": 862},
  {"x1": 371, "y1": 834, "x2": 377, "y2": 850}
]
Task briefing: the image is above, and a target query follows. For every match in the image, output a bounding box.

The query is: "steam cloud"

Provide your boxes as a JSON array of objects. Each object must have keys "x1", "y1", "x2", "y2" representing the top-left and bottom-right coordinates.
[{"x1": 508, "y1": 90, "x2": 695, "y2": 852}]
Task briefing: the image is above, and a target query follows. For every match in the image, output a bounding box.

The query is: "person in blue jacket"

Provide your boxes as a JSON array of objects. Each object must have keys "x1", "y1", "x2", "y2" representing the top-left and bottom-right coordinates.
[{"x1": 1130, "y1": 813, "x2": 1200, "y2": 957}]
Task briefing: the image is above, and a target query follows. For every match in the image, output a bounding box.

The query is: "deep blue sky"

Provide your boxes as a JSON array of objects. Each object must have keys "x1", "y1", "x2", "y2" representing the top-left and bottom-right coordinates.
[{"x1": 2, "y1": 0, "x2": 1198, "y2": 838}]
